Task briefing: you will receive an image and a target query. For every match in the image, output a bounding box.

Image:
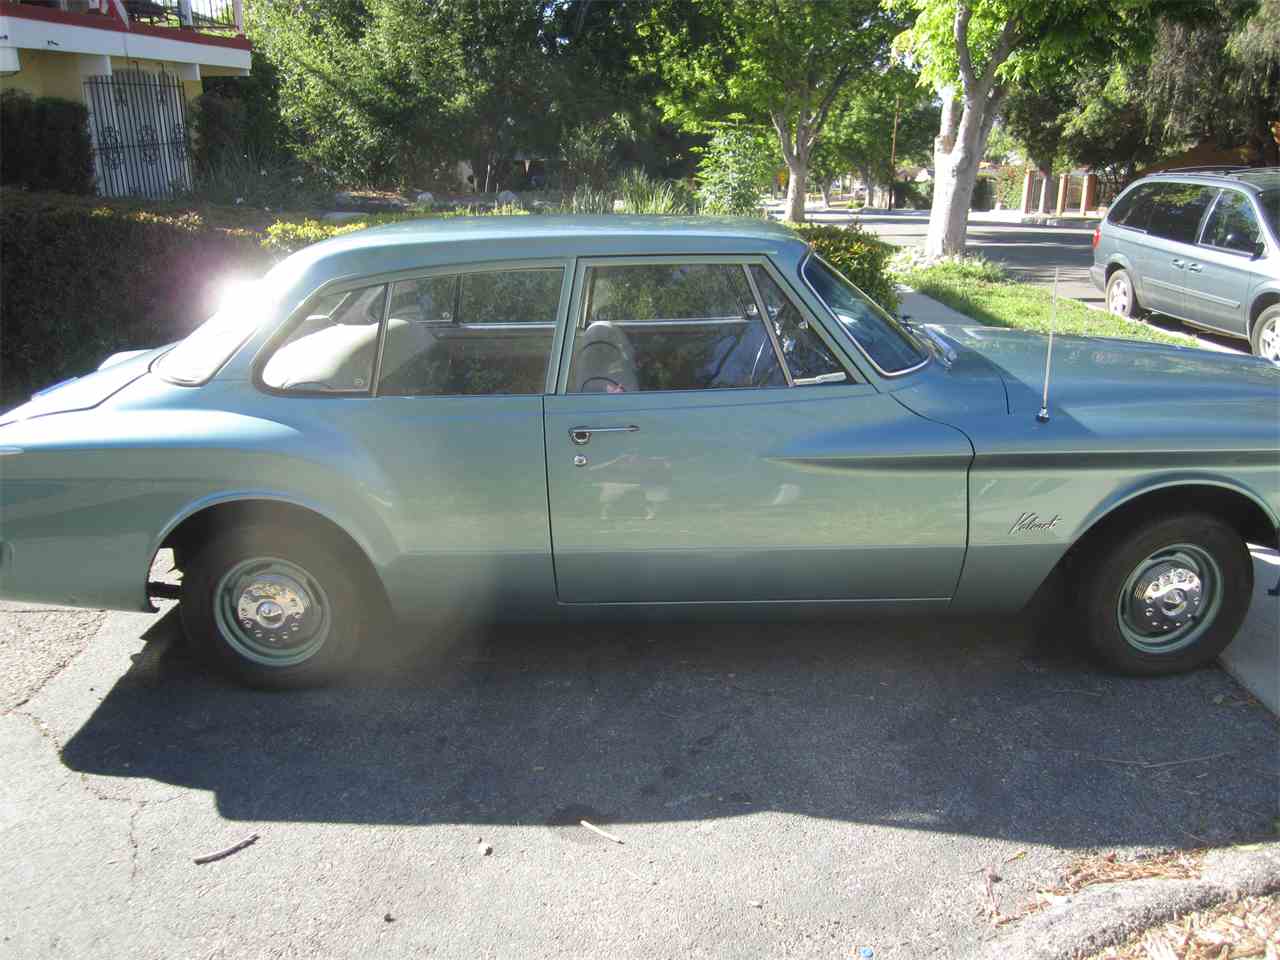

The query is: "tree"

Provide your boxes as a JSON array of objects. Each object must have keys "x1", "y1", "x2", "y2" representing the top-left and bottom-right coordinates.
[
  {"x1": 639, "y1": 0, "x2": 902, "y2": 222},
  {"x1": 1000, "y1": 74, "x2": 1074, "y2": 212},
  {"x1": 811, "y1": 68, "x2": 939, "y2": 207},
  {"x1": 1059, "y1": 63, "x2": 1164, "y2": 195},
  {"x1": 889, "y1": 0, "x2": 1158, "y2": 256},
  {"x1": 1147, "y1": 0, "x2": 1280, "y2": 166}
]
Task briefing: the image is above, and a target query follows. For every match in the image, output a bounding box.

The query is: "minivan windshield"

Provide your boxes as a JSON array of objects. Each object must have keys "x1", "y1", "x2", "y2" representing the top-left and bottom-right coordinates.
[
  {"x1": 154, "y1": 281, "x2": 267, "y2": 385},
  {"x1": 801, "y1": 255, "x2": 927, "y2": 374}
]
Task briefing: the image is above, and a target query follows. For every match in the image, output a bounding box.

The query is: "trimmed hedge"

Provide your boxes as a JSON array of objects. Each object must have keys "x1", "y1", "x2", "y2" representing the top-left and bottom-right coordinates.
[
  {"x1": 0, "y1": 190, "x2": 271, "y2": 406},
  {"x1": 788, "y1": 223, "x2": 900, "y2": 313},
  {"x1": 1, "y1": 92, "x2": 95, "y2": 195}
]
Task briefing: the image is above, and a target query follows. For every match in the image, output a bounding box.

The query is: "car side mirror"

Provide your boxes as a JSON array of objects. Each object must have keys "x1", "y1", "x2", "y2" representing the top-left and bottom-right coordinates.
[{"x1": 1252, "y1": 240, "x2": 1266, "y2": 259}]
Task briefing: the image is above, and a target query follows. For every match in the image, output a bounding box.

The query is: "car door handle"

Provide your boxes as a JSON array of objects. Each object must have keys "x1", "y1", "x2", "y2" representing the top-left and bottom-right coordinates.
[
  {"x1": 1186, "y1": 263, "x2": 1202, "y2": 273},
  {"x1": 569, "y1": 425, "x2": 639, "y2": 445}
]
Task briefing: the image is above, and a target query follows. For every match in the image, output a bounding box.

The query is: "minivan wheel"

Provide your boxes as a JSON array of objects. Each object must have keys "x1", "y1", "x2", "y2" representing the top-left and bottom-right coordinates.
[
  {"x1": 1105, "y1": 269, "x2": 1139, "y2": 318},
  {"x1": 1250, "y1": 304, "x2": 1280, "y2": 364},
  {"x1": 1079, "y1": 512, "x2": 1252, "y2": 676}
]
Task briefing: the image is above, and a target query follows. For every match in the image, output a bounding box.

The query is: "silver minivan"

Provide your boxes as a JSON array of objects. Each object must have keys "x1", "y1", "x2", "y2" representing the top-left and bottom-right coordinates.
[{"x1": 1090, "y1": 168, "x2": 1280, "y2": 361}]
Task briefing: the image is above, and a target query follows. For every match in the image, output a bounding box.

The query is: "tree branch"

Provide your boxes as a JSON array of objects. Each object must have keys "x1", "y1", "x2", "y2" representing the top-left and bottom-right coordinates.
[
  {"x1": 810, "y1": 62, "x2": 854, "y2": 143},
  {"x1": 772, "y1": 111, "x2": 796, "y2": 165},
  {"x1": 954, "y1": 0, "x2": 976, "y2": 93},
  {"x1": 977, "y1": 17, "x2": 1021, "y2": 95}
]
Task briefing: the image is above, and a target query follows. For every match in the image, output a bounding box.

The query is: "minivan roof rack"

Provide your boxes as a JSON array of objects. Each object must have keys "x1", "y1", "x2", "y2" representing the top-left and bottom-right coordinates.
[{"x1": 1154, "y1": 165, "x2": 1251, "y2": 174}]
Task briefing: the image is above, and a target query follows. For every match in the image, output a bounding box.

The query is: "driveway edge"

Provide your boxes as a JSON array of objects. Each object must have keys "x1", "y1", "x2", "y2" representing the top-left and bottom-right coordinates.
[{"x1": 968, "y1": 843, "x2": 1280, "y2": 960}]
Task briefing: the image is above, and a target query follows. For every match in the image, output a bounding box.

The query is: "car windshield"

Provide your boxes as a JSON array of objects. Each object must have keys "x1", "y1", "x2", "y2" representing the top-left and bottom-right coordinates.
[
  {"x1": 154, "y1": 281, "x2": 268, "y2": 385},
  {"x1": 1259, "y1": 189, "x2": 1278, "y2": 239},
  {"x1": 801, "y1": 255, "x2": 927, "y2": 374}
]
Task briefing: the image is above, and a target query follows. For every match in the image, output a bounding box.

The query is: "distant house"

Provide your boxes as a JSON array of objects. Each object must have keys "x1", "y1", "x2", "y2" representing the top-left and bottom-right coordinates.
[{"x1": 0, "y1": 0, "x2": 251, "y2": 197}]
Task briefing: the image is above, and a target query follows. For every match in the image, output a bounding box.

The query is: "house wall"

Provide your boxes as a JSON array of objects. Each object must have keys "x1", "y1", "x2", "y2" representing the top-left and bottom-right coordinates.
[{"x1": 1, "y1": 51, "x2": 204, "y2": 103}]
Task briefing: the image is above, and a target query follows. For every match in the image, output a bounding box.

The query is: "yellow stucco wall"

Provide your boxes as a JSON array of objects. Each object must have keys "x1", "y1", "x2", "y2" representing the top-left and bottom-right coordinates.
[
  {"x1": 0, "y1": 49, "x2": 85, "y2": 100},
  {"x1": 0, "y1": 51, "x2": 205, "y2": 102}
]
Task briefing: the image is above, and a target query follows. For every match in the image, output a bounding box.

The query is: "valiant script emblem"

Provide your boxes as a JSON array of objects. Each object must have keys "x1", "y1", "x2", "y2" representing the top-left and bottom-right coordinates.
[{"x1": 1009, "y1": 512, "x2": 1061, "y2": 535}]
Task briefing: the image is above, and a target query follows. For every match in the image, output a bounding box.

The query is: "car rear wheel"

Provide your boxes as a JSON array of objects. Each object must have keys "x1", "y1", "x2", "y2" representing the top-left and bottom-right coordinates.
[
  {"x1": 1079, "y1": 512, "x2": 1252, "y2": 675},
  {"x1": 1250, "y1": 304, "x2": 1280, "y2": 364},
  {"x1": 1105, "y1": 268, "x2": 1139, "y2": 318},
  {"x1": 180, "y1": 524, "x2": 365, "y2": 688}
]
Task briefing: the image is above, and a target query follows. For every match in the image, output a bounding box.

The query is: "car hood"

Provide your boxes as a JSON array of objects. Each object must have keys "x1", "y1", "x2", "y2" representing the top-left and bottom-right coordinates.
[
  {"x1": 0, "y1": 347, "x2": 167, "y2": 427},
  {"x1": 926, "y1": 323, "x2": 1280, "y2": 415}
]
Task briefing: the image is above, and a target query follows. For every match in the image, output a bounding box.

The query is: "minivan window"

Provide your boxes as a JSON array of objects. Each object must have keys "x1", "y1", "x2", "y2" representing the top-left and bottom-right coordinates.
[
  {"x1": 1108, "y1": 185, "x2": 1153, "y2": 230},
  {"x1": 1259, "y1": 190, "x2": 1278, "y2": 239},
  {"x1": 1201, "y1": 191, "x2": 1264, "y2": 254},
  {"x1": 1144, "y1": 183, "x2": 1217, "y2": 245}
]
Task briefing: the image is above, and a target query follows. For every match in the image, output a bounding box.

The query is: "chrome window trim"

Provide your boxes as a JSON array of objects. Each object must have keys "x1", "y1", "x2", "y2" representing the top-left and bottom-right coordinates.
[
  {"x1": 798, "y1": 252, "x2": 929, "y2": 378},
  {"x1": 742, "y1": 263, "x2": 795, "y2": 387}
]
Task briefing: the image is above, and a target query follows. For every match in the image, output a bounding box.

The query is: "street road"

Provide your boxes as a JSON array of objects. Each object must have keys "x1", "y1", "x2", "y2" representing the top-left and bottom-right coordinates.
[{"x1": 3, "y1": 561, "x2": 1278, "y2": 959}]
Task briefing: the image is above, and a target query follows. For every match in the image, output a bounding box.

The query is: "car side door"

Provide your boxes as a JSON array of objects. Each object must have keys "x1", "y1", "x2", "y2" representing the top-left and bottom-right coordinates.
[
  {"x1": 1133, "y1": 183, "x2": 1218, "y2": 319},
  {"x1": 1185, "y1": 188, "x2": 1268, "y2": 336},
  {"x1": 542, "y1": 256, "x2": 972, "y2": 605},
  {"x1": 251, "y1": 262, "x2": 570, "y2": 621}
]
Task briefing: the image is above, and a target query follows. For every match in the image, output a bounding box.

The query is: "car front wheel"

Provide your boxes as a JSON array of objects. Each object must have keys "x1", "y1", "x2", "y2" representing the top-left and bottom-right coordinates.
[
  {"x1": 1105, "y1": 268, "x2": 1139, "y2": 318},
  {"x1": 1079, "y1": 512, "x2": 1252, "y2": 675},
  {"x1": 1250, "y1": 304, "x2": 1280, "y2": 364},
  {"x1": 180, "y1": 524, "x2": 365, "y2": 688}
]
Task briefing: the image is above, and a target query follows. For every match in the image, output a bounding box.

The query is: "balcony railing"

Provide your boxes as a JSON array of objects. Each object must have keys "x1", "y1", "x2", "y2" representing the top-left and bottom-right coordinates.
[{"x1": 7, "y1": 0, "x2": 243, "y2": 34}]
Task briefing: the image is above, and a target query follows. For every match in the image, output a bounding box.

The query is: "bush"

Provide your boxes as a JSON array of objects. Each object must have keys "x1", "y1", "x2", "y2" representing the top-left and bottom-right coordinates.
[
  {"x1": 0, "y1": 91, "x2": 95, "y2": 194},
  {"x1": 0, "y1": 190, "x2": 269, "y2": 406},
  {"x1": 789, "y1": 223, "x2": 900, "y2": 313},
  {"x1": 695, "y1": 126, "x2": 776, "y2": 216},
  {"x1": 615, "y1": 169, "x2": 699, "y2": 215}
]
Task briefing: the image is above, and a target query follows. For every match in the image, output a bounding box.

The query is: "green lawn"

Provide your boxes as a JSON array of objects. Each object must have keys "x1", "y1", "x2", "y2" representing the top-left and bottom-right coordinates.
[{"x1": 893, "y1": 260, "x2": 1195, "y2": 347}]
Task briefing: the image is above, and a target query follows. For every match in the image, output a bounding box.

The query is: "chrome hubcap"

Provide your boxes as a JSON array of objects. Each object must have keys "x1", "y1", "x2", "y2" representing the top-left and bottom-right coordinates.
[
  {"x1": 1258, "y1": 318, "x2": 1280, "y2": 363},
  {"x1": 1116, "y1": 544, "x2": 1221, "y2": 654},
  {"x1": 215, "y1": 557, "x2": 331, "y2": 666},
  {"x1": 1108, "y1": 277, "x2": 1131, "y2": 315}
]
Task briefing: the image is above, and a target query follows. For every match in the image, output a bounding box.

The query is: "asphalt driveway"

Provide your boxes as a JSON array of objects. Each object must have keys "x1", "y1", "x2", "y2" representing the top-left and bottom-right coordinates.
[{"x1": 3, "y1": 576, "x2": 1277, "y2": 958}]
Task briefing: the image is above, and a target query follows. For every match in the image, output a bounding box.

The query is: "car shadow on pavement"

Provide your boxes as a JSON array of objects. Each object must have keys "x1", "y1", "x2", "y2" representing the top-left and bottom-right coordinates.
[{"x1": 61, "y1": 608, "x2": 1278, "y2": 848}]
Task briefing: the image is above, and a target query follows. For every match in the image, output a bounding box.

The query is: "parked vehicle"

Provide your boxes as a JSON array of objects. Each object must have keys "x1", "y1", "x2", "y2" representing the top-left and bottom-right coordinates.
[
  {"x1": 1090, "y1": 167, "x2": 1280, "y2": 361},
  {"x1": 2, "y1": 216, "x2": 1277, "y2": 687}
]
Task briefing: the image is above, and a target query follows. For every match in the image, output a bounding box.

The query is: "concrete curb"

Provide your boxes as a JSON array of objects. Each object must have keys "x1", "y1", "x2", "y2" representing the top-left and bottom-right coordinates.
[{"x1": 967, "y1": 844, "x2": 1280, "y2": 960}]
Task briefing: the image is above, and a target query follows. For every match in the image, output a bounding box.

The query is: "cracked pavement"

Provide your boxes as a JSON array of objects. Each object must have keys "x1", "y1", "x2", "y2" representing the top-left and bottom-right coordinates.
[{"x1": 2, "y1": 578, "x2": 1277, "y2": 958}]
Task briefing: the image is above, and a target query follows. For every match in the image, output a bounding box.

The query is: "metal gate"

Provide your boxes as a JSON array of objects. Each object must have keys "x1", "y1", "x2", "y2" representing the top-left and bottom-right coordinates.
[{"x1": 84, "y1": 70, "x2": 192, "y2": 199}]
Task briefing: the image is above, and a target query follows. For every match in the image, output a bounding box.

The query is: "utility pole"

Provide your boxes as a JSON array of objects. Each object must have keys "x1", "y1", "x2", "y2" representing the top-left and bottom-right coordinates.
[{"x1": 888, "y1": 94, "x2": 900, "y2": 211}]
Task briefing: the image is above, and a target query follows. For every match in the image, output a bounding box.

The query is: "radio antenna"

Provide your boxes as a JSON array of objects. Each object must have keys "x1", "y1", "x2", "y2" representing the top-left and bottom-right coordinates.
[{"x1": 1037, "y1": 267, "x2": 1059, "y2": 423}]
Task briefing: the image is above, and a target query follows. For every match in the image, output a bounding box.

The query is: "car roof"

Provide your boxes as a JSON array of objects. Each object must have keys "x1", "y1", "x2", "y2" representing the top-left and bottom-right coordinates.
[
  {"x1": 1140, "y1": 168, "x2": 1280, "y2": 193},
  {"x1": 318, "y1": 214, "x2": 799, "y2": 253},
  {"x1": 269, "y1": 214, "x2": 810, "y2": 303}
]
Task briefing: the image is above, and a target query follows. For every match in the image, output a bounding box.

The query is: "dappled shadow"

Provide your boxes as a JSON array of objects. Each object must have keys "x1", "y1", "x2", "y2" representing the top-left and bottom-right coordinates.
[{"x1": 62, "y1": 607, "x2": 1278, "y2": 847}]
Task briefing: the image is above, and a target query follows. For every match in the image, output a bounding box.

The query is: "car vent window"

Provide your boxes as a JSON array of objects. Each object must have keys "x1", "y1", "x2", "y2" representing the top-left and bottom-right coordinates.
[
  {"x1": 568, "y1": 262, "x2": 785, "y2": 393},
  {"x1": 1144, "y1": 184, "x2": 1217, "y2": 245},
  {"x1": 377, "y1": 268, "x2": 562, "y2": 396},
  {"x1": 1202, "y1": 191, "x2": 1264, "y2": 254},
  {"x1": 750, "y1": 265, "x2": 849, "y2": 384},
  {"x1": 261, "y1": 283, "x2": 387, "y2": 393}
]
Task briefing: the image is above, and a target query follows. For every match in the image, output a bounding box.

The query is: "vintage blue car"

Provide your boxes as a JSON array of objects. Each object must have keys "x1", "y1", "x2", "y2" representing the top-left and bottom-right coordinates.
[{"x1": 1, "y1": 217, "x2": 1277, "y2": 687}]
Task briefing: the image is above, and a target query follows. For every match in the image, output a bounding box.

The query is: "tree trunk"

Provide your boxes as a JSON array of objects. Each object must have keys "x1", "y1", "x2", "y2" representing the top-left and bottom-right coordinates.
[
  {"x1": 819, "y1": 179, "x2": 832, "y2": 207},
  {"x1": 925, "y1": 90, "x2": 1000, "y2": 257},
  {"x1": 784, "y1": 156, "x2": 807, "y2": 222}
]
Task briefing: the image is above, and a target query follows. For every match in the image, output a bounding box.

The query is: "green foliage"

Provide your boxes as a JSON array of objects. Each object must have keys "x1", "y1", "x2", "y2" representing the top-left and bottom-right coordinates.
[
  {"x1": 894, "y1": 257, "x2": 1192, "y2": 345},
  {"x1": 615, "y1": 169, "x2": 700, "y2": 215},
  {"x1": 560, "y1": 118, "x2": 628, "y2": 191},
  {"x1": 695, "y1": 126, "x2": 777, "y2": 216},
  {"x1": 994, "y1": 166, "x2": 1029, "y2": 209},
  {"x1": 0, "y1": 190, "x2": 269, "y2": 406},
  {"x1": 789, "y1": 224, "x2": 900, "y2": 313},
  {"x1": 0, "y1": 91, "x2": 95, "y2": 195},
  {"x1": 191, "y1": 151, "x2": 332, "y2": 210}
]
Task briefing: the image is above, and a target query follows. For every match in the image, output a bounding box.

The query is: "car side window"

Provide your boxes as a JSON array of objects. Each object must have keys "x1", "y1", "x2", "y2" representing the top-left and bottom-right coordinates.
[
  {"x1": 1144, "y1": 184, "x2": 1217, "y2": 245},
  {"x1": 749, "y1": 265, "x2": 848, "y2": 384},
  {"x1": 261, "y1": 283, "x2": 388, "y2": 393},
  {"x1": 378, "y1": 268, "x2": 562, "y2": 396},
  {"x1": 567, "y1": 263, "x2": 785, "y2": 393},
  {"x1": 1201, "y1": 191, "x2": 1263, "y2": 254}
]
